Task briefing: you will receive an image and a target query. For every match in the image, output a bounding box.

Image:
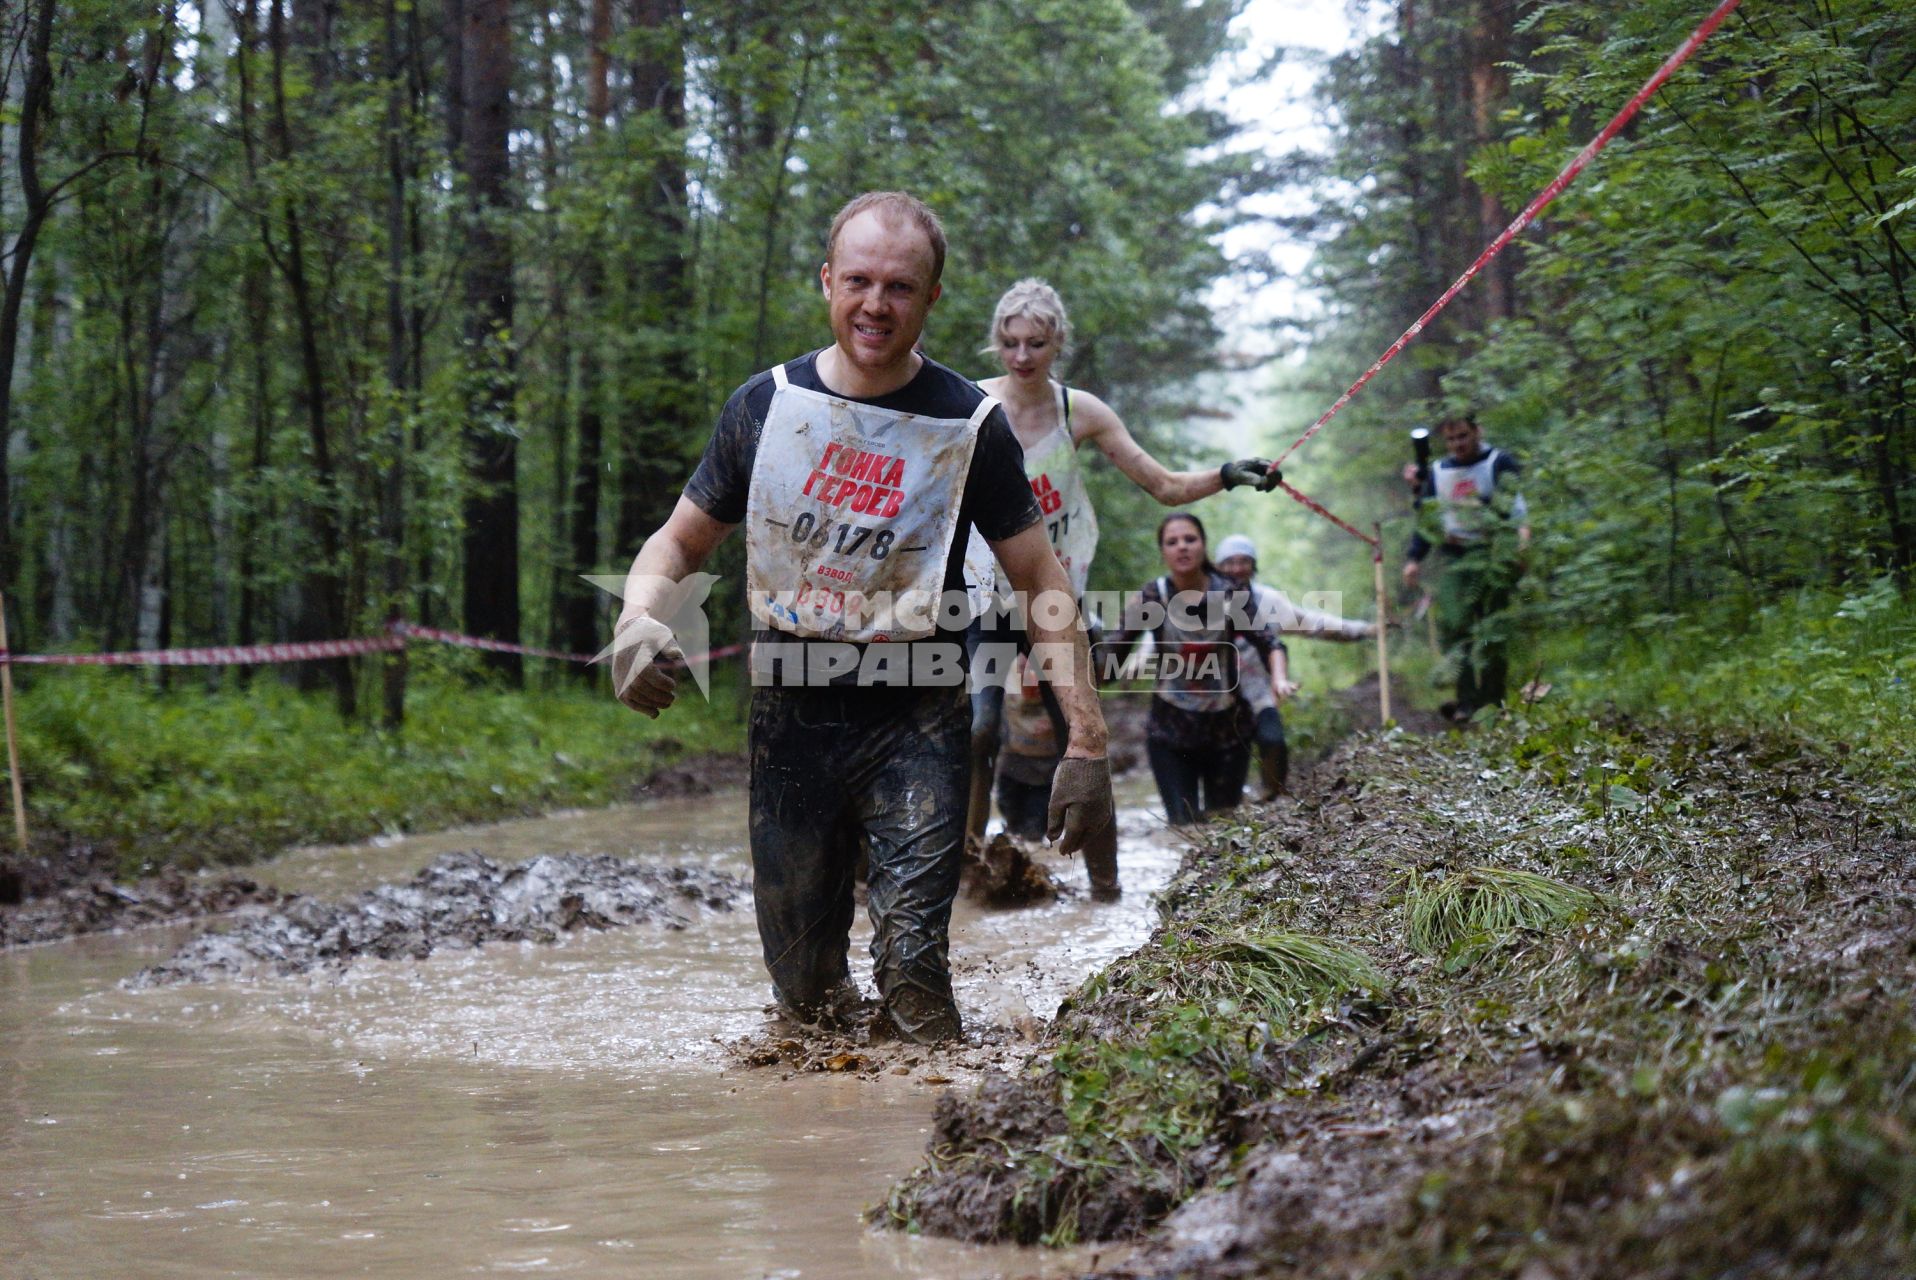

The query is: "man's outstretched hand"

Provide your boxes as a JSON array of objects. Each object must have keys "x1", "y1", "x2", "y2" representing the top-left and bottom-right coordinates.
[
  {"x1": 1220, "y1": 458, "x2": 1282, "y2": 492},
  {"x1": 611, "y1": 616, "x2": 682, "y2": 718},
  {"x1": 1047, "y1": 756, "x2": 1115, "y2": 856}
]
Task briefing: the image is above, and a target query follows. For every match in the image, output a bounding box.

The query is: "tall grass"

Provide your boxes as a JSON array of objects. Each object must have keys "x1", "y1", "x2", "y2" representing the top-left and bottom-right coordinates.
[
  {"x1": 1163, "y1": 928, "x2": 1387, "y2": 1018},
  {"x1": 1533, "y1": 577, "x2": 1916, "y2": 783},
  {"x1": 1405, "y1": 864, "x2": 1603, "y2": 958}
]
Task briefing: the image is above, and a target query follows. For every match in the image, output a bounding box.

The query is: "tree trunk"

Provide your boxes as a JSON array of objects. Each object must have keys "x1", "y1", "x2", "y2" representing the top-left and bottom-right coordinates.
[
  {"x1": 1468, "y1": 0, "x2": 1513, "y2": 323},
  {"x1": 381, "y1": 0, "x2": 414, "y2": 726},
  {"x1": 457, "y1": 0, "x2": 522, "y2": 682},
  {"x1": 0, "y1": 0, "x2": 60, "y2": 610},
  {"x1": 560, "y1": 0, "x2": 612, "y2": 667},
  {"x1": 270, "y1": 0, "x2": 356, "y2": 716},
  {"x1": 614, "y1": 0, "x2": 693, "y2": 558}
]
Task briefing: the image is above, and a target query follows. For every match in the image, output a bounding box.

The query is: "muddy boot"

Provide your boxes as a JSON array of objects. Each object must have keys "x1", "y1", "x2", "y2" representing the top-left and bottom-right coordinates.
[
  {"x1": 884, "y1": 983, "x2": 962, "y2": 1045},
  {"x1": 1082, "y1": 819, "x2": 1120, "y2": 902},
  {"x1": 777, "y1": 979, "x2": 867, "y2": 1033}
]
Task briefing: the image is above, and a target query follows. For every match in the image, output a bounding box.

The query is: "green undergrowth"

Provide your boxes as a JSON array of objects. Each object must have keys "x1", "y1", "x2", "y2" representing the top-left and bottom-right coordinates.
[
  {"x1": 8, "y1": 659, "x2": 746, "y2": 875},
  {"x1": 883, "y1": 709, "x2": 1916, "y2": 1272},
  {"x1": 1535, "y1": 577, "x2": 1916, "y2": 793}
]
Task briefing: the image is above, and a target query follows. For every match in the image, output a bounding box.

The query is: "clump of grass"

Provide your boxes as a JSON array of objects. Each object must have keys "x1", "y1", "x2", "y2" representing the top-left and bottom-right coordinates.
[
  {"x1": 1158, "y1": 928, "x2": 1386, "y2": 1021},
  {"x1": 1405, "y1": 865, "x2": 1602, "y2": 958}
]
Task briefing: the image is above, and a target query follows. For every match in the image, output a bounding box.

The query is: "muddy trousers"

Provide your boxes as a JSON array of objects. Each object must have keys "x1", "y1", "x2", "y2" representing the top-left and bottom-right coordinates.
[
  {"x1": 995, "y1": 768, "x2": 1054, "y2": 841},
  {"x1": 963, "y1": 620, "x2": 1121, "y2": 898},
  {"x1": 1434, "y1": 549, "x2": 1515, "y2": 715},
  {"x1": 1147, "y1": 739, "x2": 1251, "y2": 826},
  {"x1": 747, "y1": 684, "x2": 970, "y2": 1042},
  {"x1": 1253, "y1": 706, "x2": 1289, "y2": 799}
]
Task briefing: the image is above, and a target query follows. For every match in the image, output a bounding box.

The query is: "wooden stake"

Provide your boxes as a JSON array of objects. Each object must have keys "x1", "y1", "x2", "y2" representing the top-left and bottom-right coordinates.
[
  {"x1": 1372, "y1": 529, "x2": 1391, "y2": 725},
  {"x1": 1, "y1": 592, "x2": 28, "y2": 851}
]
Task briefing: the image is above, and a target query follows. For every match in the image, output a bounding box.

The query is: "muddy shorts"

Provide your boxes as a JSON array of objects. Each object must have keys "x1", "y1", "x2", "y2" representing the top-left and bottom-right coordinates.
[
  {"x1": 995, "y1": 753, "x2": 1059, "y2": 841},
  {"x1": 747, "y1": 683, "x2": 971, "y2": 1041}
]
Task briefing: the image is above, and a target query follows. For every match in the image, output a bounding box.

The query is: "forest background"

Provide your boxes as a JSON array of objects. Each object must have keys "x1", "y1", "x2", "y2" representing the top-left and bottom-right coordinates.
[{"x1": 1, "y1": 0, "x2": 1911, "y2": 866}]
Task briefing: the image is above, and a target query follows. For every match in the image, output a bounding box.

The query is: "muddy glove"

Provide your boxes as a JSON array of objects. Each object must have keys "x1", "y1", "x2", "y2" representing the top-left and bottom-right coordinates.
[
  {"x1": 1220, "y1": 458, "x2": 1282, "y2": 493},
  {"x1": 1046, "y1": 756, "x2": 1114, "y2": 856},
  {"x1": 611, "y1": 616, "x2": 682, "y2": 718}
]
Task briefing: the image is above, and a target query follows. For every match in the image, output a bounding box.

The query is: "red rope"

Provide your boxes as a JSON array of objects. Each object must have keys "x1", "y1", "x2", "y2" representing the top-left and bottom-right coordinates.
[
  {"x1": 1274, "y1": 0, "x2": 1746, "y2": 468},
  {"x1": 1278, "y1": 480, "x2": 1379, "y2": 549}
]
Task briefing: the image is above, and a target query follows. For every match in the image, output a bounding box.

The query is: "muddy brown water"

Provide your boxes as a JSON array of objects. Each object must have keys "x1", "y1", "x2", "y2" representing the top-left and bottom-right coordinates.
[{"x1": 3, "y1": 782, "x2": 1175, "y2": 1278}]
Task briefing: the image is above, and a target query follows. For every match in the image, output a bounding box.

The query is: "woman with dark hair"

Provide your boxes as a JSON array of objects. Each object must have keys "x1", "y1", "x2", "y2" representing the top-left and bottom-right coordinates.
[{"x1": 1107, "y1": 513, "x2": 1274, "y2": 825}]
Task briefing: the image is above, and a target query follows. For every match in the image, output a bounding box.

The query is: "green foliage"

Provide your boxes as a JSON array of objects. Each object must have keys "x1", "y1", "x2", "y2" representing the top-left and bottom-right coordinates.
[
  {"x1": 6, "y1": 0, "x2": 1255, "y2": 700},
  {"x1": 1270, "y1": 0, "x2": 1916, "y2": 758},
  {"x1": 11, "y1": 667, "x2": 744, "y2": 873},
  {"x1": 1533, "y1": 577, "x2": 1916, "y2": 787}
]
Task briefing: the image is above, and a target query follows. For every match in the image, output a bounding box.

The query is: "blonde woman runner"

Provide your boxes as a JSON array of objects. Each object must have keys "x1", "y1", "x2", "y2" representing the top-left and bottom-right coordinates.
[{"x1": 964, "y1": 280, "x2": 1280, "y2": 895}]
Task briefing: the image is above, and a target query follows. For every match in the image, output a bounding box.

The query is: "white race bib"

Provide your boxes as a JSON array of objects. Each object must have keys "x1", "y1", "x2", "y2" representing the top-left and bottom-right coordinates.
[
  {"x1": 745, "y1": 363, "x2": 993, "y2": 643},
  {"x1": 963, "y1": 386, "x2": 1100, "y2": 606},
  {"x1": 1023, "y1": 412, "x2": 1099, "y2": 598}
]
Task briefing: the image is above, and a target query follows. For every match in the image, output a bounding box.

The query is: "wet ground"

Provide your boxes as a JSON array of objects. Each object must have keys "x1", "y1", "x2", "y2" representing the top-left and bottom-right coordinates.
[
  {"x1": 884, "y1": 714, "x2": 1916, "y2": 1277},
  {"x1": 2, "y1": 778, "x2": 1182, "y2": 1279}
]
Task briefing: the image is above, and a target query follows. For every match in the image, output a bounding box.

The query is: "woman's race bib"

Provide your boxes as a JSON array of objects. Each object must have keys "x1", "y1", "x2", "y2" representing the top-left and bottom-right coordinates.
[
  {"x1": 963, "y1": 385, "x2": 1101, "y2": 607},
  {"x1": 745, "y1": 363, "x2": 992, "y2": 643},
  {"x1": 1022, "y1": 411, "x2": 1099, "y2": 598}
]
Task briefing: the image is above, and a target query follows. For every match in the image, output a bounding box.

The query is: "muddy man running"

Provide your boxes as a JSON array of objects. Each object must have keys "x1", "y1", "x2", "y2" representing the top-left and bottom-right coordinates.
[{"x1": 608, "y1": 191, "x2": 1114, "y2": 1045}]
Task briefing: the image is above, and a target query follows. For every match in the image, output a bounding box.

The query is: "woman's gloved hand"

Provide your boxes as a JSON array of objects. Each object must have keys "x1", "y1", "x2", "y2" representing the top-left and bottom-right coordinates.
[{"x1": 1219, "y1": 459, "x2": 1282, "y2": 492}]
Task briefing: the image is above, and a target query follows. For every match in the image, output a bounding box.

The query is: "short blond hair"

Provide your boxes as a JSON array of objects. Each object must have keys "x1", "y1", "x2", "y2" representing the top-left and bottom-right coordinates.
[
  {"x1": 982, "y1": 278, "x2": 1071, "y2": 358},
  {"x1": 825, "y1": 191, "x2": 947, "y2": 284}
]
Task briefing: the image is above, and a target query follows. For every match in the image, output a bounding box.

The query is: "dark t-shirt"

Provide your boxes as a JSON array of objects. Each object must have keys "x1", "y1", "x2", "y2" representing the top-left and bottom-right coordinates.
[
  {"x1": 685, "y1": 350, "x2": 1041, "y2": 685},
  {"x1": 1110, "y1": 572, "x2": 1273, "y2": 751}
]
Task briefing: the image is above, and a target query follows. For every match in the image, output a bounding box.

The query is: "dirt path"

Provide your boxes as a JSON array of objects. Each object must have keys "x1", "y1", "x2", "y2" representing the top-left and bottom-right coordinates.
[
  {"x1": 0, "y1": 854, "x2": 285, "y2": 948},
  {"x1": 880, "y1": 711, "x2": 1916, "y2": 1277}
]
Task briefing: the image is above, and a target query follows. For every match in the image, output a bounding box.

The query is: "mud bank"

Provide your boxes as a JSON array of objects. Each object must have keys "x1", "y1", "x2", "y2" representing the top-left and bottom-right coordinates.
[
  {"x1": 0, "y1": 856, "x2": 284, "y2": 948},
  {"x1": 883, "y1": 713, "x2": 1916, "y2": 1277},
  {"x1": 128, "y1": 850, "x2": 746, "y2": 987}
]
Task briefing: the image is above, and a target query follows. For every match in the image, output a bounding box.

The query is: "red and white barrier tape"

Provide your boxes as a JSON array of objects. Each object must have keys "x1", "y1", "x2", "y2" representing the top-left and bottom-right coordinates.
[
  {"x1": 389, "y1": 621, "x2": 595, "y2": 664},
  {"x1": 1274, "y1": 0, "x2": 1745, "y2": 468},
  {"x1": 1, "y1": 634, "x2": 405, "y2": 667},
  {"x1": 1, "y1": 622, "x2": 745, "y2": 669}
]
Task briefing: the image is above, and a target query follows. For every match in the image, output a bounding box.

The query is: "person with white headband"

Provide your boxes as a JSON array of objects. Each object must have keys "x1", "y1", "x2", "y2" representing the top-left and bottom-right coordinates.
[{"x1": 1214, "y1": 532, "x2": 1376, "y2": 798}]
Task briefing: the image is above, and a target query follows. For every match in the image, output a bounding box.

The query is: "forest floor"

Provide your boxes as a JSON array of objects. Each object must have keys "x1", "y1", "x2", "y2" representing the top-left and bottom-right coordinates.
[{"x1": 876, "y1": 711, "x2": 1916, "y2": 1277}]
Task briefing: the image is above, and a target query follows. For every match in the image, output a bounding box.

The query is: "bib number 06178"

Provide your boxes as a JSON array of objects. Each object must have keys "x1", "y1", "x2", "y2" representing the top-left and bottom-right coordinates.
[{"x1": 791, "y1": 511, "x2": 895, "y2": 560}]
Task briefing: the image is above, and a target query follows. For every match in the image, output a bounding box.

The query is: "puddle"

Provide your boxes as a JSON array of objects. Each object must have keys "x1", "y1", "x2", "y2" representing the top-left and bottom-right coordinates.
[{"x1": 2, "y1": 780, "x2": 1171, "y2": 1277}]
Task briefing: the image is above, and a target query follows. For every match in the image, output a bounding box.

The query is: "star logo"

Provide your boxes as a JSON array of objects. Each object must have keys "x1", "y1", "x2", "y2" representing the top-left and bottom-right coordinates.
[{"x1": 579, "y1": 572, "x2": 723, "y2": 699}]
